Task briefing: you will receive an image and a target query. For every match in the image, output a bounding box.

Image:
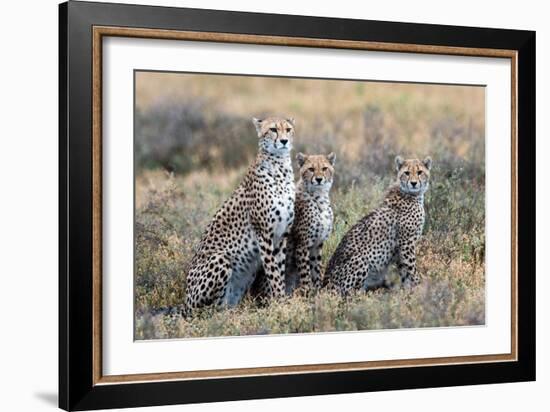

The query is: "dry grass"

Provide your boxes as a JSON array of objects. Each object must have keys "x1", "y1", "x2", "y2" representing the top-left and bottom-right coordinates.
[{"x1": 134, "y1": 72, "x2": 485, "y2": 340}]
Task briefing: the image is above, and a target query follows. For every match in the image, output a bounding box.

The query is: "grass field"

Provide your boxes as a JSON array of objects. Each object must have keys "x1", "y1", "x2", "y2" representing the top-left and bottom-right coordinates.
[{"x1": 134, "y1": 72, "x2": 485, "y2": 340}]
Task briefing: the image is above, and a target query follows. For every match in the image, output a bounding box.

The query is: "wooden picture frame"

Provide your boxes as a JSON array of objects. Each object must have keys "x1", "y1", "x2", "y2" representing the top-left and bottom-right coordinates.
[{"x1": 59, "y1": 1, "x2": 535, "y2": 410}]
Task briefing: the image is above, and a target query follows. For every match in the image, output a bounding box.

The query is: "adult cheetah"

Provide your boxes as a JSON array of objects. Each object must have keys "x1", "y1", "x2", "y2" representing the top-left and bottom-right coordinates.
[
  {"x1": 185, "y1": 116, "x2": 296, "y2": 311},
  {"x1": 285, "y1": 152, "x2": 335, "y2": 294},
  {"x1": 324, "y1": 156, "x2": 432, "y2": 295}
]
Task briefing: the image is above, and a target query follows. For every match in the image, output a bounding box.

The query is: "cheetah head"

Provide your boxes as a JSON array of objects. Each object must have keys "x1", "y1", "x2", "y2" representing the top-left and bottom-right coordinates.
[
  {"x1": 253, "y1": 116, "x2": 295, "y2": 156},
  {"x1": 296, "y1": 152, "x2": 336, "y2": 192},
  {"x1": 395, "y1": 155, "x2": 432, "y2": 196}
]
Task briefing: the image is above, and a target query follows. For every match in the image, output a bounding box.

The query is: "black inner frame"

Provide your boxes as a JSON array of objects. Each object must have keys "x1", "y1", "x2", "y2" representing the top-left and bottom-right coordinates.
[{"x1": 59, "y1": 1, "x2": 536, "y2": 411}]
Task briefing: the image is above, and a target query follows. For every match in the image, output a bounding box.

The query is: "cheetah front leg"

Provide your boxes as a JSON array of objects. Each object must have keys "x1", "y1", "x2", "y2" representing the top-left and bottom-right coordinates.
[
  {"x1": 257, "y1": 232, "x2": 286, "y2": 299},
  {"x1": 276, "y1": 234, "x2": 288, "y2": 279},
  {"x1": 308, "y1": 243, "x2": 323, "y2": 289},
  {"x1": 274, "y1": 234, "x2": 290, "y2": 296},
  {"x1": 295, "y1": 241, "x2": 312, "y2": 292},
  {"x1": 397, "y1": 239, "x2": 420, "y2": 287}
]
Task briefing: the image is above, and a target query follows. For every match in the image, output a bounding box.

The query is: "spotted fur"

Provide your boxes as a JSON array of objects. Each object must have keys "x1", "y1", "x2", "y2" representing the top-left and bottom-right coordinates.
[
  {"x1": 285, "y1": 153, "x2": 335, "y2": 293},
  {"x1": 184, "y1": 116, "x2": 296, "y2": 311},
  {"x1": 324, "y1": 156, "x2": 432, "y2": 294},
  {"x1": 250, "y1": 152, "x2": 335, "y2": 298}
]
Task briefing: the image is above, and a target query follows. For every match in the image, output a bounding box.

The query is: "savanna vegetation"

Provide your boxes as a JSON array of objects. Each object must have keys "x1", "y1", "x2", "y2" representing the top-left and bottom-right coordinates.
[{"x1": 134, "y1": 72, "x2": 485, "y2": 340}]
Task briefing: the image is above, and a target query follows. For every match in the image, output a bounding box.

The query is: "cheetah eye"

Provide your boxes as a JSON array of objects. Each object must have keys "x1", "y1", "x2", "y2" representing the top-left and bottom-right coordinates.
[
  {"x1": 308, "y1": 167, "x2": 315, "y2": 172},
  {"x1": 322, "y1": 167, "x2": 328, "y2": 171},
  {"x1": 269, "y1": 127, "x2": 277, "y2": 133},
  {"x1": 404, "y1": 171, "x2": 410, "y2": 176},
  {"x1": 285, "y1": 128, "x2": 292, "y2": 133},
  {"x1": 418, "y1": 170, "x2": 423, "y2": 175}
]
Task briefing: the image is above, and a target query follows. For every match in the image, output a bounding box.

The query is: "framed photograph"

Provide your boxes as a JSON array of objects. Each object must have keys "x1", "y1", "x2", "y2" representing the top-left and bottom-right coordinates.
[{"x1": 59, "y1": 1, "x2": 535, "y2": 410}]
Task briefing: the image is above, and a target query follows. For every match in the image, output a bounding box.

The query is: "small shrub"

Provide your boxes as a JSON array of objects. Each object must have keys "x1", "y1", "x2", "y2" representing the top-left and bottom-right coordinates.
[{"x1": 136, "y1": 100, "x2": 256, "y2": 174}]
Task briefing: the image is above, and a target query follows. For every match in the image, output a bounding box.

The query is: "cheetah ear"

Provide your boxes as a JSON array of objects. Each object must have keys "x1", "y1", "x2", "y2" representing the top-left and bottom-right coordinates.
[
  {"x1": 252, "y1": 117, "x2": 263, "y2": 136},
  {"x1": 395, "y1": 155, "x2": 404, "y2": 171},
  {"x1": 326, "y1": 152, "x2": 336, "y2": 166},
  {"x1": 286, "y1": 117, "x2": 295, "y2": 126},
  {"x1": 296, "y1": 152, "x2": 307, "y2": 167},
  {"x1": 423, "y1": 156, "x2": 433, "y2": 170}
]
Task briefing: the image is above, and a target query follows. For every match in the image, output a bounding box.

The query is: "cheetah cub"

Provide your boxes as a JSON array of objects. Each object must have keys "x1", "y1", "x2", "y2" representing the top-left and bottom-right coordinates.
[
  {"x1": 324, "y1": 156, "x2": 432, "y2": 295},
  {"x1": 185, "y1": 116, "x2": 296, "y2": 311},
  {"x1": 285, "y1": 152, "x2": 336, "y2": 294}
]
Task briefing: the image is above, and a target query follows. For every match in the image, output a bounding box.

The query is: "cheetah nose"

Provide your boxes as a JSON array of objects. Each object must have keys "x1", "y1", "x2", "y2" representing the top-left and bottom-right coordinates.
[
  {"x1": 315, "y1": 177, "x2": 323, "y2": 184},
  {"x1": 411, "y1": 181, "x2": 418, "y2": 187},
  {"x1": 280, "y1": 139, "x2": 288, "y2": 146}
]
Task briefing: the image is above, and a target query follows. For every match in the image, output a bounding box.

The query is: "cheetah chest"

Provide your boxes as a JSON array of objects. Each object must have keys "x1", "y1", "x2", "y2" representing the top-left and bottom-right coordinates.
[
  {"x1": 264, "y1": 169, "x2": 295, "y2": 246},
  {"x1": 398, "y1": 200, "x2": 425, "y2": 241},
  {"x1": 300, "y1": 194, "x2": 332, "y2": 246},
  {"x1": 313, "y1": 204, "x2": 333, "y2": 245},
  {"x1": 271, "y1": 186, "x2": 295, "y2": 245},
  {"x1": 321, "y1": 201, "x2": 333, "y2": 238}
]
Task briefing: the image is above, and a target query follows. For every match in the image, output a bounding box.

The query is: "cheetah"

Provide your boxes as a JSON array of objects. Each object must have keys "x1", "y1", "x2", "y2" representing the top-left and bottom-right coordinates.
[
  {"x1": 184, "y1": 116, "x2": 296, "y2": 311},
  {"x1": 285, "y1": 152, "x2": 335, "y2": 294},
  {"x1": 324, "y1": 155, "x2": 432, "y2": 295}
]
